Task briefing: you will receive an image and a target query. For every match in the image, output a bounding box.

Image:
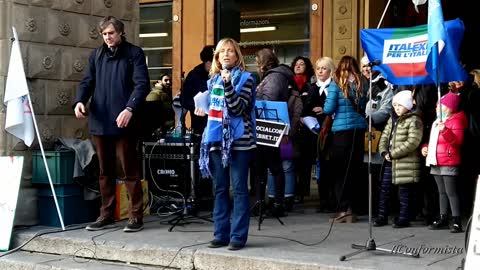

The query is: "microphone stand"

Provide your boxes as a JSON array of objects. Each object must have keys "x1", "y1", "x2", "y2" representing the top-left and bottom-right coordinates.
[
  {"x1": 167, "y1": 141, "x2": 213, "y2": 232},
  {"x1": 339, "y1": 61, "x2": 419, "y2": 261}
]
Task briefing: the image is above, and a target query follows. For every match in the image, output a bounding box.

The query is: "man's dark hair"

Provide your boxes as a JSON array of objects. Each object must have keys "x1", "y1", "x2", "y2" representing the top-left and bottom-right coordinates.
[
  {"x1": 98, "y1": 16, "x2": 125, "y2": 36},
  {"x1": 200, "y1": 45, "x2": 214, "y2": 63},
  {"x1": 159, "y1": 73, "x2": 170, "y2": 80}
]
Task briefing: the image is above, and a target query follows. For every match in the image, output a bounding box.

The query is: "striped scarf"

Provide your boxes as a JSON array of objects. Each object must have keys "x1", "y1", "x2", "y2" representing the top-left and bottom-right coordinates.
[{"x1": 199, "y1": 67, "x2": 242, "y2": 178}]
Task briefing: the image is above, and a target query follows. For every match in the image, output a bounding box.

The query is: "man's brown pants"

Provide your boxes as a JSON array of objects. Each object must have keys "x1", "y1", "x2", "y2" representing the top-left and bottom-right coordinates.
[{"x1": 92, "y1": 135, "x2": 143, "y2": 220}]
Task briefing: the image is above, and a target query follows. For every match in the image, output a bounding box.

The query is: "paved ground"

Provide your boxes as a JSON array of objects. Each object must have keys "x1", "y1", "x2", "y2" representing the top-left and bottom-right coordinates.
[{"x1": 0, "y1": 207, "x2": 468, "y2": 270}]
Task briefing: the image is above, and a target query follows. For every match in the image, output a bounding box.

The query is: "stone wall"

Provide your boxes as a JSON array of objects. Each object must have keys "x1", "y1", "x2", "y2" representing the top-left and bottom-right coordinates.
[
  {"x1": 0, "y1": 0, "x2": 139, "y2": 225},
  {"x1": 321, "y1": 0, "x2": 364, "y2": 62}
]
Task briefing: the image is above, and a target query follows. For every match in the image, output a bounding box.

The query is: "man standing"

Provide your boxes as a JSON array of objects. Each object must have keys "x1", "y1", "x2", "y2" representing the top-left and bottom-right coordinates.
[
  {"x1": 73, "y1": 16, "x2": 150, "y2": 232},
  {"x1": 180, "y1": 45, "x2": 214, "y2": 135}
]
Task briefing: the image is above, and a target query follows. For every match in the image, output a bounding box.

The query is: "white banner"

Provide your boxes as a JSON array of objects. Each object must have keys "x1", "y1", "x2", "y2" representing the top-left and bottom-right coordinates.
[
  {"x1": 4, "y1": 27, "x2": 34, "y2": 146},
  {"x1": 412, "y1": 0, "x2": 427, "y2": 13},
  {"x1": 0, "y1": 156, "x2": 24, "y2": 251}
]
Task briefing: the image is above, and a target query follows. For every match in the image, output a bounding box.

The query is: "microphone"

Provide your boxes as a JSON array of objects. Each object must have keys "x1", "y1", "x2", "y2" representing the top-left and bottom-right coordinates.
[
  {"x1": 368, "y1": 60, "x2": 381, "y2": 67},
  {"x1": 222, "y1": 63, "x2": 230, "y2": 71},
  {"x1": 221, "y1": 63, "x2": 230, "y2": 82}
]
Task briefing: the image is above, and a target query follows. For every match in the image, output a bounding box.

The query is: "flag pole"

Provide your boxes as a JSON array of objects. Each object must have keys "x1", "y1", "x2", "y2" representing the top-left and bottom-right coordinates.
[
  {"x1": 26, "y1": 93, "x2": 65, "y2": 230},
  {"x1": 432, "y1": 43, "x2": 443, "y2": 122},
  {"x1": 9, "y1": 35, "x2": 66, "y2": 231},
  {"x1": 376, "y1": 0, "x2": 392, "y2": 29}
]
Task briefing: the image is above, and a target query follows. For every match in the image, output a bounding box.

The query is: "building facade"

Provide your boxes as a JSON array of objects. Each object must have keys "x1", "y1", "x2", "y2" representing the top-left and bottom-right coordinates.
[
  {"x1": 0, "y1": 0, "x2": 477, "y2": 224},
  {"x1": 0, "y1": 0, "x2": 140, "y2": 224}
]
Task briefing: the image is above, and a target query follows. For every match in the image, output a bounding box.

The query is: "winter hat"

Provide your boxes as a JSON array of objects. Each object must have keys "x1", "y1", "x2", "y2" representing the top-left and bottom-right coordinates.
[
  {"x1": 440, "y1": 92, "x2": 461, "y2": 112},
  {"x1": 360, "y1": 55, "x2": 370, "y2": 66},
  {"x1": 392, "y1": 90, "x2": 413, "y2": 111}
]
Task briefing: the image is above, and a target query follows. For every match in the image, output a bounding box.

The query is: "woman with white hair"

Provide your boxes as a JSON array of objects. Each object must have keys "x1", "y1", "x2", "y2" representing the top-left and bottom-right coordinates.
[{"x1": 300, "y1": 57, "x2": 337, "y2": 212}]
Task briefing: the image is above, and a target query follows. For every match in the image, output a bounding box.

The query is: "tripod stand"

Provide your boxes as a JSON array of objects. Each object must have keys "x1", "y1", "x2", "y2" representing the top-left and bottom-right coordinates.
[
  {"x1": 251, "y1": 162, "x2": 284, "y2": 231},
  {"x1": 339, "y1": 61, "x2": 419, "y2": 261},
  {"x1": 164, "y1": 141, "x2": 212, "y2": 232},
  {"x1": 251, "y1": 199, "x2": 284, "y2": 231},
  {"x1": 167, "y1": 197, "x2": 213, "y2": 232}
]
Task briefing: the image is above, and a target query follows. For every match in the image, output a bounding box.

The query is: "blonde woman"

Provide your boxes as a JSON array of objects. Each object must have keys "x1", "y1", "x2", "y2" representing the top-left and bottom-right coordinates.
[
  {"x1": 300, "y1": 57, "x2": 336, "y2": 212},
  {"x1": 323, "y1": 55, "x2": 367, "y2": 223},
  {"x1": 195, "y1": 38, "x2": 256, "y2": 250}
]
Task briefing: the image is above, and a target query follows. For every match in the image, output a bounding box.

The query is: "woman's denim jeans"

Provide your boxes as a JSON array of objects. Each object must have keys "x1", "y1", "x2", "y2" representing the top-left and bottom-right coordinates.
[
  {"x1": 267, "y1": 160, "x2": 295, "y2": 198},
  {"x1": 209, "y1": 149, "x2": 252, "y2": 245}
]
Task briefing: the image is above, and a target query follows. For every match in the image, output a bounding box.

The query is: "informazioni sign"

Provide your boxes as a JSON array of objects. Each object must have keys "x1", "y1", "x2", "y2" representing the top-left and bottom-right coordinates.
[{"x1": 256, "y1": 119, "x2": 287, "y2": 147}]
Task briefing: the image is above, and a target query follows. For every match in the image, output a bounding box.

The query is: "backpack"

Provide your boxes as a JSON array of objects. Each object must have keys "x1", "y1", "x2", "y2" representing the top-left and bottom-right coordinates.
[{"x1": 276, "y1": 70, "x2": 303, "y2": 136}]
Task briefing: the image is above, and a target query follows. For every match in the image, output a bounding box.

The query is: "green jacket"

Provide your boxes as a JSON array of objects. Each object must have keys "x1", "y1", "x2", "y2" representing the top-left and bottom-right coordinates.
[{"x1": 378, "y1": 111, "x2": 423, "y2": 185}]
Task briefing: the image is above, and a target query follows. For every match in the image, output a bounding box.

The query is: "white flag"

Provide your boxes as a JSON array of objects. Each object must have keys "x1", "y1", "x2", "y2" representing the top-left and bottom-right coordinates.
[
  {"x1": 3, "y1": 27, "x2": 34, "y2": 147},
  {"x1": 412, "y1": 0, "x2": 427, "y2": 13}
]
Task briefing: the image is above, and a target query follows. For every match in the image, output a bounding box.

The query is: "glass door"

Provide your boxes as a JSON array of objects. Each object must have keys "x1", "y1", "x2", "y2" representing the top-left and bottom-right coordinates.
[
  {"x1": 217, "y1": 0, "x2": 310, "y2": 73},
  {"x1": 139, "y1": 2, "x2": 173, "y2": 80}
]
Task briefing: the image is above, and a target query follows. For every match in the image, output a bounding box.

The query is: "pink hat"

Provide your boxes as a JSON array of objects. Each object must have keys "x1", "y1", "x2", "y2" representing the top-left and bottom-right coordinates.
[{"x1": 440, "y1": 93, "x2": 461, "y2": 112}]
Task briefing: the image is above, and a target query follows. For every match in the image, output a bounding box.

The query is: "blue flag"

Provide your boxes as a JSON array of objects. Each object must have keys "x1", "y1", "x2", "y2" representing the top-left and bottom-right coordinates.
[
  {"x1": 426, "y1": 0, "x2": 466, "y2": 85},
  {"x1": 361, "y1": 19, "x2": 466, "y2": 86}
]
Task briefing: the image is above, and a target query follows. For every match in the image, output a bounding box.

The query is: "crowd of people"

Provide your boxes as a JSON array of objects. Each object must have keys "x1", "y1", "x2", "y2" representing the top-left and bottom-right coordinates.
[{"x1": 73, "y1": 16, "x2": 480, "y2": 250}]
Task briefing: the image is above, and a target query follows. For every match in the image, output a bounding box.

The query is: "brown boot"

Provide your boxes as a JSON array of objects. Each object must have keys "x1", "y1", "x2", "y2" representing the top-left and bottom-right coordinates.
[{"x1": 329, "y1": 208, "x2": 356, "y2": 223}]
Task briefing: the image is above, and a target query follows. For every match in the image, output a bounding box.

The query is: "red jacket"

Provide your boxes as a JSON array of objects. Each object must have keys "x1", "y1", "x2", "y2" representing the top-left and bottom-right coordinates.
[{"x1": 425, "y1": 112, "x2": 467, "y2": 166}]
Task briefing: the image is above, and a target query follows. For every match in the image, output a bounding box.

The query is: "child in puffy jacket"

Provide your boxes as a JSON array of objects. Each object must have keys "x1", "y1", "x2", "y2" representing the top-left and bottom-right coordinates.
[
  {"x1": 375, "y1": 90, "x2": 423, "y2": 228},
  {"x1": 422, "y1": 92, "x2": 467, "y2": 233}
]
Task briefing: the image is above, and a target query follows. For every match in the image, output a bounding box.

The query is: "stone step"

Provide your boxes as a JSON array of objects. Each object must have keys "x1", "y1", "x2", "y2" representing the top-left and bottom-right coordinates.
[
  {"x1": 12, "y1": 224, "x2": 194, "y2": 269},
  {"x1": 8, "y1": 213, "x2": 463, "y2": 270},
  {"x1": 9, "y1": 221, "x2": 349, "y2": 270},
  {"x1": 0, "y1": 250, "x2": 170, "y2": 270}
]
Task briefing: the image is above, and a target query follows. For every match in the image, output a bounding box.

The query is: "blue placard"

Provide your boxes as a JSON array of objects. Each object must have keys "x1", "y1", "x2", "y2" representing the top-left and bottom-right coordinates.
[{"x1": 255, "y1": 100, "x2": 290, "y2": 126}]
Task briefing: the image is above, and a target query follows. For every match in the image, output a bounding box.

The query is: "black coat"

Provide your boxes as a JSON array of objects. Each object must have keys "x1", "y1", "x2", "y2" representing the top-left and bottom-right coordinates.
[
  {"x1": 74, "y1": 40, "x2": 150, "y2": 135},
  {"x1": 180, "y1": 63, "x2": 209, "y2": 111}
]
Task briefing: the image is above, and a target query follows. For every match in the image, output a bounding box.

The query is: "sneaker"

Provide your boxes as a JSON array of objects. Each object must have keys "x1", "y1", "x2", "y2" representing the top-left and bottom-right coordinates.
[
  {"x1": 269, "y1": 204, "x2": 287, "y2": 218},
  {"x1": 208, "y1": 239, "x2": 228, "y2": 248},
  {"x1": 284, "y1": 197, "x2": 294, "y2": 212},
  {"x1": 450, "y1": 216, "x2": 463, "y2": 233},
  {"x1": 429, "y1": 215, "x2": 449, "y2": 230},
  {"x1": 227, "y1": 242, "x2": 245, "y2": 251},
  {"x1": 294, "y1": 196, "x2": 304, "y2": 204},
  {"x1": 85, "y1": 217, "x2": 115, "y2": 231},
  {"x1": 123, "y1": 217, "x2": 144, "y2": 232},
  {"x1": 373, "y1": 216, "x2": 388, "y2": 227},
  {"x1": 392, "y1": 218, "x2": 410, "y2": 228}
]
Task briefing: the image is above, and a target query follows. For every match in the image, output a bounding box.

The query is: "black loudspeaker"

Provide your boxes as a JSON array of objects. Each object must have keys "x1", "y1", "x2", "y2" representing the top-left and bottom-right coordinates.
[
  {"x1": 142, "y1": 141, "x2": 213, "y2": 202},
  {"x1": 215, "y1": 0, "x2": 240, "y2": 42},
  {"x1": 142, "y1": 142, "x2": 195, "y2": 197}
]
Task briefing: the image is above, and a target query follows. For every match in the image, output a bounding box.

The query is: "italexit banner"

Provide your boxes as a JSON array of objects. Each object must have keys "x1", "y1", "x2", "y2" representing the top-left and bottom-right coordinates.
[
  {"x1": 360, "y1": 18, "x2": 466, "y2": 86},
  {"x1": 0, "y1": 156, "x2": 24, "y2": 251}
]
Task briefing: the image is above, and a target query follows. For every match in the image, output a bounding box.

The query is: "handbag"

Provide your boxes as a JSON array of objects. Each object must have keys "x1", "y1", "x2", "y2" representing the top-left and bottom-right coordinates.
[
  {"x1": 280, "y1": 139, "x2": 294, "y2": 160},
  {"x1": 317, "y1": 116, "x2": 333, "y2": 160}
]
